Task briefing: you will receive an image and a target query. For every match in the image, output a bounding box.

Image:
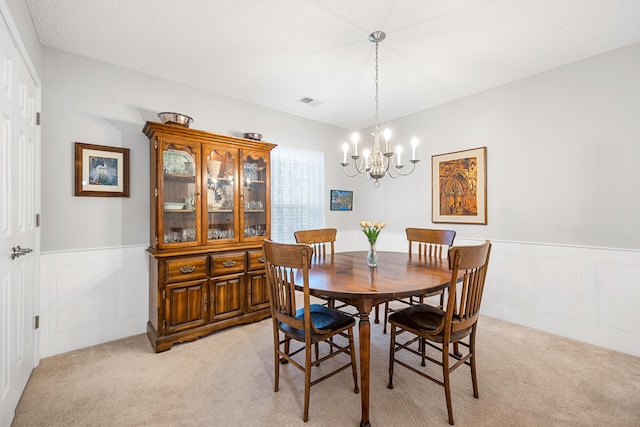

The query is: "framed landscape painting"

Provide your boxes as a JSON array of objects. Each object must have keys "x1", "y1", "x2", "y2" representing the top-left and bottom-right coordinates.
[
  {"x1": 75, "y1": 142, "x2": 130, "y2": 197},
  {"x1": 432, "y1": 147, "x2": 486, "y2": 224},
  {"x1": 330, "y1": 190, "x2": 353, "y2": 211}
]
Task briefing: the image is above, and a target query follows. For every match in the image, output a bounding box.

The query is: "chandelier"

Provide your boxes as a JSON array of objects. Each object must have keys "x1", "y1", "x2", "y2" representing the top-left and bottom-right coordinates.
[{"x1": 341, "y1": 31, "x2": 420, "y2": 187}]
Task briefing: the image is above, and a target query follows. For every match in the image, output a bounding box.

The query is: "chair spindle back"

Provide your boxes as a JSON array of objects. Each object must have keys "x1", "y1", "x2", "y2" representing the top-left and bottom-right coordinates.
[
  {"x1": 446, "y1": 240, "x2": 492, "y2": 335},
  {"x1": 294, "y1": 228, "x2": 337, "y2": 260},
  {"x1": 406, "y1": 228, "x2": 456, "y2": 261}
]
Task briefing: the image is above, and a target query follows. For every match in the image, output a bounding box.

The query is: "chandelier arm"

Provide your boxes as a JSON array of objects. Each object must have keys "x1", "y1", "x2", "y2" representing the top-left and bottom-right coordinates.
[
  {"x1": 342, "y1": 166, "x2": 365, "y2": 178},
  {"x1": 385, "y1": 162, "x2": 400, "y2": 179},
  {"x1": 384, "y1": 156, "x2": 420, "y2": 178},
  {"x1": 342, "y1": 156, "x2": 372, "y2": 177},
  {"x1": 385, "y1": 154, "x2": 399, "y2": 176},
  {"x1": 355, "y1": 156, "x2": 369, "y2": 172},
  {"x1": 393, "y1": 160, "x2": 421, "y2": 177}
]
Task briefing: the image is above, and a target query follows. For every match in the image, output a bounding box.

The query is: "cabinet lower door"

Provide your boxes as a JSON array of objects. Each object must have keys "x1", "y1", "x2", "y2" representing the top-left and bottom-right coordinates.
[
  {"x1": 247, "y1": 270, "x2": 270, "y2": 312},
  {"x1": 210, "y1": 275, "x2": 244, "y2": 321},
  {"x1": 163, "y1": 280, "x2": 207, "y2": 334}
]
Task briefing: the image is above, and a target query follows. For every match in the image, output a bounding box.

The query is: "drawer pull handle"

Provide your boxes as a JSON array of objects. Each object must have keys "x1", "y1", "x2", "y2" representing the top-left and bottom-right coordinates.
[
  {"x1": 179, "y1": 265, "x2": 196, "y2": 274},
  {"x1": 222, "y1": 260, "x2": 237, "y2": 268},
  {"x1": 258, "y1": 256, "x2": 265, "y2": 263}
]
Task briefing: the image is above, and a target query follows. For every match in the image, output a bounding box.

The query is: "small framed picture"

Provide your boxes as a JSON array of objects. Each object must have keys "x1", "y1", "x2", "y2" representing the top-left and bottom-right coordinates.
[
  {"x1": 432, "y1": 147, "x2": 486, "y2": 224},
  {"x1": 75, "y1": 142, "x2": 130, "y2": 197},
  {"x1": 330, "y1": 190, "x2": 353, "y2": 211}
]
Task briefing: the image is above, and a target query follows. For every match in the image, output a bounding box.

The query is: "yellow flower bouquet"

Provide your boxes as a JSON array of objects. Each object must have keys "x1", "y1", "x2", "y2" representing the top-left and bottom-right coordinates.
[
  {"x1": 360, "y1": 221, "x2": 385, "y2": 267},
  {"x1": 360, "y1": 220, "x2": 386, "y2": 244}
]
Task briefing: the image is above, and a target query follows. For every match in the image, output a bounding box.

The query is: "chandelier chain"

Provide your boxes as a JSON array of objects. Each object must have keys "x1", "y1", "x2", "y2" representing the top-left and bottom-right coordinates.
[{"x1": 374, "y1": 39, "x2": 380, "y2": 129}]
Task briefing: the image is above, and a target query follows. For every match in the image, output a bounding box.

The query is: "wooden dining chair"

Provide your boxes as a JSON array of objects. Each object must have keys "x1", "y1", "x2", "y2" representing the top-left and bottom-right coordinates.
[
  {"x1": 294, "y1": 228, "x2": 352, "y2": 314},
  {"x1": 387, "y1": 240, "x2": 492, "y2": 425},
  {"x1": 263, "y1": 239, "x2": 359, "y2": 422},
  {"x1": 294, "y1": 228, "x2": 336, "y2": 260},
  {"x1": 381, "y1": 228, "x2": 456, "y2": 333}
]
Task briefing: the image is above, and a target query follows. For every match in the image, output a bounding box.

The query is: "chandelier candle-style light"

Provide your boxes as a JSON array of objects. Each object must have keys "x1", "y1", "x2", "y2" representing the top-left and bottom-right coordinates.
[{"x1": 341, "y1": 31, "x2": 420, "y2": 187}]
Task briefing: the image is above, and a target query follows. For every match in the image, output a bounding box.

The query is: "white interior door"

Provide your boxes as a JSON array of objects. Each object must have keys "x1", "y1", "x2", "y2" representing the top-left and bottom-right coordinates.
[{"x1": 0, "y1": 12, "x2": 39, "y2": 427}]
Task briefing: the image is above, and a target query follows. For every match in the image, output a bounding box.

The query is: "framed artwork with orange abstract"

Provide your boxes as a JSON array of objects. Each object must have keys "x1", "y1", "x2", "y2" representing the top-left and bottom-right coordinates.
[{"x1": 432, "y1": 147, "x2": 486, "y2": 224}]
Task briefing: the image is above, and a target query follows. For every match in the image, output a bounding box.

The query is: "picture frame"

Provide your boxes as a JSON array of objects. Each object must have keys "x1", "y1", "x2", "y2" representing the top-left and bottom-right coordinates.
[
  {"x1": 432, "y1": 147, "x2": 486, "y2": 224},
  {"x1": 75, "y1": 142, "x2": 130, "y2": 197},
  {"x1": 330, "y1": 189, "x2": 353, "y2": 211}
]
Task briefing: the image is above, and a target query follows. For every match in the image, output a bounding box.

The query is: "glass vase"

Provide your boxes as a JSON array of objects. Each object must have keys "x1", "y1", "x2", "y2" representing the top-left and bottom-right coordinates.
[{"x1": 367, "y1": 242, "x2": 378, "y2": 267}]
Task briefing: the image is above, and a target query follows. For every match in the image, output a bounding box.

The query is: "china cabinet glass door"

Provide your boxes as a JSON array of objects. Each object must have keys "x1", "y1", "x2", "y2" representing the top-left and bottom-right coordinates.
[
  {"x1": 203, "y1": 145, "x2": 237, "y2": 243},
  {"x1": 241, "y1": 152, "x2": 268, "y2": 241},
  {"x1": 161, "y1": 142, "x2": 199, "y2": 246}
]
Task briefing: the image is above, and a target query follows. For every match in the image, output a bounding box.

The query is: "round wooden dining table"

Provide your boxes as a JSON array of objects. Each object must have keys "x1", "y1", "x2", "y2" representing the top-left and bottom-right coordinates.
[{"x1": 300, "y1": 251, "x2": 456, "y2": 427}]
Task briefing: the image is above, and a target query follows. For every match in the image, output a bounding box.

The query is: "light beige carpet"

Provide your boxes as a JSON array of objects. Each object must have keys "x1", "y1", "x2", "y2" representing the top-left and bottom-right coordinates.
[{"x1": 12, "y1": 309, "x2": 640, "y2": 427}]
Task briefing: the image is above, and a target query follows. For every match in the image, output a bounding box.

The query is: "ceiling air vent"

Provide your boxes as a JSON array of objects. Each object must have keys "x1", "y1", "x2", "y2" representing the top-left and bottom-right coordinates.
[{"x1": 297, "y1": 96, "x2": 322, "y2": 106}]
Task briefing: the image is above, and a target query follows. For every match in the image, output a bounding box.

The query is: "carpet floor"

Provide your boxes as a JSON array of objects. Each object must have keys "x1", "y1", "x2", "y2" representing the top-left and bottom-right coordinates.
[{"x1": 12, "y1": 305, "x2": 640, "y2": 426}]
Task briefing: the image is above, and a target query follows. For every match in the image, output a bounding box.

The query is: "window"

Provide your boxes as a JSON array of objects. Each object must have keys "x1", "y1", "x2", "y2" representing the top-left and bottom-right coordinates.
[{"x1": 270, "y1": 146, "x2": 325, "y2": 243}]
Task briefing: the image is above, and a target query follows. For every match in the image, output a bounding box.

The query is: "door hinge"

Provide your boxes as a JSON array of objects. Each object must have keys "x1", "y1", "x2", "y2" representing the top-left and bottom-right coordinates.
[
  {"x1": 36, "y1": 213, "x2": 40, "y2": 227},
  {"x1": 162, "y1": 289, "x2": 166, "y2": 299},
  {"x1": 155, "y1": 187, "x2": 158, "y2": 197},
  {"x1": 162, "y1": 320, "x2": 166, "y2": 330},
  {"x1": 35, "y1": 315, "x2": 40, "y2": 329},
  {"x1": 154, "y1": 138, "x2": 158, "y2": 149},
  {"x1": 36, "y1": 112, "x2": 41, "y2": 125}
]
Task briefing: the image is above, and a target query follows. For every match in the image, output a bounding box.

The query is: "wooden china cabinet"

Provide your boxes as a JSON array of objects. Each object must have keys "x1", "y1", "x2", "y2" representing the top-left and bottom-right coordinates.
[{"x1": 143, "y1": 121, "x2": 276, "y2": 352}]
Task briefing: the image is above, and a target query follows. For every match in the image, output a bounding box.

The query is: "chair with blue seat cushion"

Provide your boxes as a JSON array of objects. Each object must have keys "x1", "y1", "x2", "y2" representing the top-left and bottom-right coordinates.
[
  {"x1": 262, "y1": 239, "x2": 359, "y2": 422},
  {"x1": 294, "y1": 228, "x2": 355, "y2": 315}
]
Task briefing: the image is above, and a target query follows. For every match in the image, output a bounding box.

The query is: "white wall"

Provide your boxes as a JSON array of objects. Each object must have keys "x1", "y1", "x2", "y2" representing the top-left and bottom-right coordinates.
[
  {"x1": 40, "y1": 47, "x2": 353, "y2": 252},
  {"x1": 353, "y1": 42, "x2": 640, "y2": 250},
  {"x1": 350, "y1": 42, "x2": 640, "y2": 357},
  {"x1": 38, "y1": 43, "x2": 640, "y2": 357}
]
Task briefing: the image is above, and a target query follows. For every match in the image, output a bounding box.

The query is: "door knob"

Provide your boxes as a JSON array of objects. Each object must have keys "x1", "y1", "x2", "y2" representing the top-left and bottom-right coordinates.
[{"x1": 10, "y1": 245, "x2": 33, "y2": 260}]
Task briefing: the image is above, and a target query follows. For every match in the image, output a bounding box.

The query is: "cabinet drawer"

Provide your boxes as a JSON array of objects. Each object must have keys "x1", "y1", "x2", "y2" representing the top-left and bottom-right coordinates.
[
  {"x1": 163, "y1": 256, "x2": 208, "y2": 284},
  {"x1": 210, "y1": 252, "x2": 246, "y2": 276},
  {"x1": 248, "y1": 250, "x2": 266, "y2": 271}
]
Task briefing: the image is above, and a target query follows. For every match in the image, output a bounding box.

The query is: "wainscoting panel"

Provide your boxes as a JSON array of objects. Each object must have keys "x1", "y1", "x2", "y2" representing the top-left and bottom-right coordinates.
[
  {"x1": 536, "y1": 256, "x2": 581, "y2": 322},
  {"x1": 49, "y1": 263, "x2": 99, "y2": 333},
  {"x1": 118, "y1": 258, "x2": 149, "y2": 321},
  {"x1": 596, "y1": 262, "x2": 640, "y2": 336},
  {"x1": 40, "y1": 246, "x2": 148, "y2": 357},
  {"x1": 483, "y1": 252, "x2": 524, "y2": 312},
  {"x1": 343, "y1": 232, "x2": 640, "y2": 357},
  {"x1": 39, "y1": 237, "x2": 640, "y2": 358},
  {"x1": 477, "y1": 240, "x2": 640, "y2": 357}
]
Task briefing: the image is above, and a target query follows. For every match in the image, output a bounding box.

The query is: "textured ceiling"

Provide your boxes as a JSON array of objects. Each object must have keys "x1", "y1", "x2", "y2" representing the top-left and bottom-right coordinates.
[{"x1": 26, "y1": 0, "x2": 640, "y2": 130}]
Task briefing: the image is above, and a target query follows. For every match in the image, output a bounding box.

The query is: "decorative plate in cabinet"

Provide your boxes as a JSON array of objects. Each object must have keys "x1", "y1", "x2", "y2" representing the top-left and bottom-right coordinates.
[{"x1": 163, "y1": 149, "x2": 195, "y2": 175}]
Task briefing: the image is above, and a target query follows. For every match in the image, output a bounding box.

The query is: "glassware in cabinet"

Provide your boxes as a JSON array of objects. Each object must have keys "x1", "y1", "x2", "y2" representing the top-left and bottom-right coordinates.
[
  {"x1": 241, "y1": 152, "x2": 268, "y2": 240},
  {"x1": 203, "y1": 145, "x2": 238, "y2": 243},
  {"x1": 161, "y1": 142, "x2": 199, "y2": 246}
]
